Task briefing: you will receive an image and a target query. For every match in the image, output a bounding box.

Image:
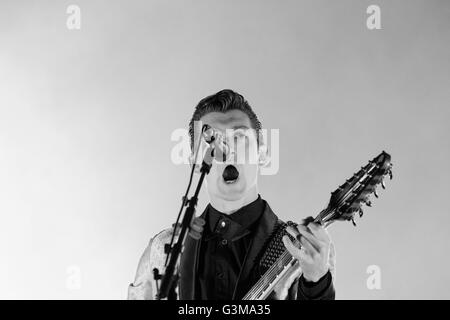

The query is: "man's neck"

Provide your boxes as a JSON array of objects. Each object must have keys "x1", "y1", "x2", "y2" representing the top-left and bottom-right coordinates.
[{"x1": 209, "y1": 187, "x2": 259, "y2": 215}]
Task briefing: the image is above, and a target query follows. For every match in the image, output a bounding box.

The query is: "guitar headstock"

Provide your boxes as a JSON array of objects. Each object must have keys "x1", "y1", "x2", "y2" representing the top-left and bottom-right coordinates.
[{"x1": 318, "y1": 151, "x2": 393, "y2": 227}]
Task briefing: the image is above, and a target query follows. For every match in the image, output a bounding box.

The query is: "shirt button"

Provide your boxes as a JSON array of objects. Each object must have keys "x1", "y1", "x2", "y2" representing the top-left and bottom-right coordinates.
[
  {"x1": 221, "y1": 239, "x2": 228, "y2": 245},
  {"x1": 220, "y1": 220, "x2": 226, "y2": 228}
]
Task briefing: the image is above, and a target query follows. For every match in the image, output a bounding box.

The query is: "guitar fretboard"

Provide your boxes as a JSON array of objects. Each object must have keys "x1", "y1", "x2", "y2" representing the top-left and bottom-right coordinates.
[{"x1": 242, "y1": 157, "x2": 385, "y2": 300}]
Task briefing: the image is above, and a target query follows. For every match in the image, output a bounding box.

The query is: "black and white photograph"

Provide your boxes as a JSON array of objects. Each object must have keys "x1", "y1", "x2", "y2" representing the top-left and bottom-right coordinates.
[{"x1": 0, "y1": 0, "x2": 449, "y2": 305}]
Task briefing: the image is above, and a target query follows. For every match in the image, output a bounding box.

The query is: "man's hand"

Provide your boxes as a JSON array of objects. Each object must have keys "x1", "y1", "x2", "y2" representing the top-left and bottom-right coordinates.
[
  {"x1": 282, "y1": 219, "x2": 331, "y2": 283},
  {"x1": 188, "y1": 217, "x2": 205, "y2": 240},
  {"x1": 272, "y1": 219, "x2": 334, "y2": 299}
]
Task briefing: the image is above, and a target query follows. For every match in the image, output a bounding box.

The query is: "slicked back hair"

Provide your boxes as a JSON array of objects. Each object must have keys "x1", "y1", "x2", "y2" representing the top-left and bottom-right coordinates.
[{"x1": 188, "y1": 89, "x2": 262, "y2": 152}]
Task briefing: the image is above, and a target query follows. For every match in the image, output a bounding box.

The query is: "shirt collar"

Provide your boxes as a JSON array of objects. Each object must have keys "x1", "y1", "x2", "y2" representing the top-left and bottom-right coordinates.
[{"x1": 204, "y1": 194, "x2": 265, "y2": 242}]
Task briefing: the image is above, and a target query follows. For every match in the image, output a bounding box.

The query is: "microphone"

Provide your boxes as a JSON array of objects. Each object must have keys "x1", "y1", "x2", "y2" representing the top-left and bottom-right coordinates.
[{"x1": 202, "y1": 125, "x2": 230, "y2": 162}]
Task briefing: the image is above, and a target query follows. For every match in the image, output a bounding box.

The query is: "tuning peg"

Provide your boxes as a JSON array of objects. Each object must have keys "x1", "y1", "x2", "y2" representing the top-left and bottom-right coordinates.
[
  {"x1": 359, "y1": 208, "x2": 364, "y2": 218},
  {"x1": 374, "y1": 190, "x2": 379, "y2": 198},
  {"x1": 351, "y1": 218, "x2": 357, "y2": 226},
  {"x1": 364, "y1": 199, "x2": 372, "y2": 207},
  {"x1": 387, "y1": 163, "x2": 393, "y2": 180},
  {"x1": 381, "y1": 180, "x2": 386, "y2": 189}
]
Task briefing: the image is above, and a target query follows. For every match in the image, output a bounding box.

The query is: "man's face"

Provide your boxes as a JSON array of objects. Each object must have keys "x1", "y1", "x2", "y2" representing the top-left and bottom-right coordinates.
[{"x1": 197, "y1": 109, "x2": 260, "y2": 202}]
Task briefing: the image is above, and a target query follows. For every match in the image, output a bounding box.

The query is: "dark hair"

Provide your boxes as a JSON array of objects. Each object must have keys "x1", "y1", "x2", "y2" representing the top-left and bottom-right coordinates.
[{"x1": 188, "y1": 89, "x2": 262, "y2": 151}]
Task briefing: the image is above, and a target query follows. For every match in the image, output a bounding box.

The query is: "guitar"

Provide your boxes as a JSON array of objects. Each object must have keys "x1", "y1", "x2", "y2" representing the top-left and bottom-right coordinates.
[{"x1": 242, "y1": 151, "x2": 393, "y2": 300}]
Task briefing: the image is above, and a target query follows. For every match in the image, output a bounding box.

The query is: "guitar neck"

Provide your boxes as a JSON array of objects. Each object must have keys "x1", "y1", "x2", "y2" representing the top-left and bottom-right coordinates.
[{"x1": 242, "y1": 154, "x2": 390, "y2": 300}]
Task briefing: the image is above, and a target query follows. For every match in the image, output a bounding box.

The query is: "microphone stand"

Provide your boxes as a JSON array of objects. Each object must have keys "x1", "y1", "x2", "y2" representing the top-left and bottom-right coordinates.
[{"x1": 156, "y1": 144, "x2": 215, "y2": 300}]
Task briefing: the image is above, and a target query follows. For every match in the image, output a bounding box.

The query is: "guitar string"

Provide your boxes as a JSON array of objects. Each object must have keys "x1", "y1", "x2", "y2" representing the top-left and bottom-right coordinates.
[
  {"x1": 244, "y1": 250, "x2": 292, "y2": 299},
  {"x1": 244, "y1": 252, "x2": 292, "y2": 299},
  {"x1": 244, "y1": 207, "x2": 334, "y2": 299},
  {"x1": 244, "y1": 212, "x2": 327, "y2": 299},
  {"x1": 245, "y1": 162, "x2": 381, "y2": 299},
  {"x1": 243, "y1": 226, "x2": 308, "y2": 299},
  {"x1": 244, "y1": 167, "x2": 375, "y2": 299},
  {"x1": 244, "y1": 235, "x2": 312, "y2": 299},
  {"x1": 248, "y1": 203, "x2": 342, "y2": 299}
]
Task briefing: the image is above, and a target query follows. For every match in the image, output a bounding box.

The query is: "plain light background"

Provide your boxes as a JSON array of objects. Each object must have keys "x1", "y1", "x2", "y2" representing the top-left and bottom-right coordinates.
[{"x1": 0, "y1": 0, "x2": 449, "y2": 299}]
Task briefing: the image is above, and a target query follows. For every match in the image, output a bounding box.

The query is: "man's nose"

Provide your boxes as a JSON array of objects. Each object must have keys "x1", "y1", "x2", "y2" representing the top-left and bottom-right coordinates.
[{"x1": 225, "y1": 142, "x2": 248, "y2": 164}]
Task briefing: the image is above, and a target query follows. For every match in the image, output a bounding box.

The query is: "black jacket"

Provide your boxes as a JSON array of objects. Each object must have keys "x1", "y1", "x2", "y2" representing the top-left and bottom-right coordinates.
[{"x1": 179, "y1": 199, "x2": 335, "y2": 300}]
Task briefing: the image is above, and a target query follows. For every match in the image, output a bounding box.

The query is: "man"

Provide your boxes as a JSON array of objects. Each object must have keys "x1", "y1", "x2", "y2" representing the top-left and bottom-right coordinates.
[{"x1": 128, "y1": 89, "x2": 336, "y2": 300}]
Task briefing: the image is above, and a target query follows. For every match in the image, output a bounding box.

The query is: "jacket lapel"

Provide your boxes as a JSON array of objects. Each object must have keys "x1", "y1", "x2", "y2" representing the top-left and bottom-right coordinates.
[{"x1": 233, "y1": 200, "x2": 278, "y2": 299}]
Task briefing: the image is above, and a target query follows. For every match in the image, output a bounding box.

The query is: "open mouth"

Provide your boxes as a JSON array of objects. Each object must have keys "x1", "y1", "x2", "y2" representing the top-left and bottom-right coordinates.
[{"x1": 222, "y1": 165, "x2": 239, "y2": 184}]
